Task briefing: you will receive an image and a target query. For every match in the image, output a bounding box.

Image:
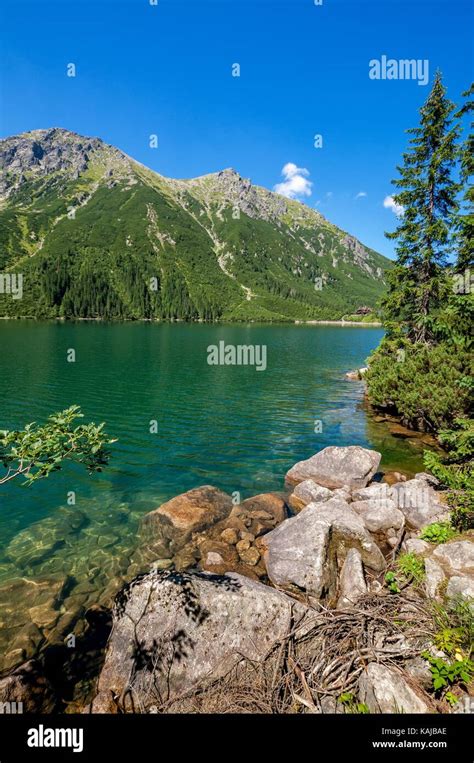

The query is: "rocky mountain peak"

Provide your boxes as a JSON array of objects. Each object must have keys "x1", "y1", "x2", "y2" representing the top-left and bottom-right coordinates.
[
  {"x1": 0, "y1": 127, "x2": 129, "y2": 199},
  {"x1": 218, "y1": 167, "x2": 240, "y2": 177}
]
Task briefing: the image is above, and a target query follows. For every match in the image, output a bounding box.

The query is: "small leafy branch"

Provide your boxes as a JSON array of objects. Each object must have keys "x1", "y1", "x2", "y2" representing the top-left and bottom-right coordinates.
[
  {"x1": 337, "y1": 692, "x2": 369, "y2": 714},
  {"x1": 421, "y1": 652, "x2": 473, "y2": 694},
  {"x1": 0, "y1": 405, "x2": 116, "y2": 486},
  {"x1": 385, "y1": 553, "x2": 425, "y2": 593},
  {"x1": 423, "y1": 418, "x2": 474, "y2": 494}
]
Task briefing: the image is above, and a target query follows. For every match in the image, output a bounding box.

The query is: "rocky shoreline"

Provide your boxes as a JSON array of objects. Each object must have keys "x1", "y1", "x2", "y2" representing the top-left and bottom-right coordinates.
[{"x1": 1, "y1": 445, "x2": 473, "y2": 714}]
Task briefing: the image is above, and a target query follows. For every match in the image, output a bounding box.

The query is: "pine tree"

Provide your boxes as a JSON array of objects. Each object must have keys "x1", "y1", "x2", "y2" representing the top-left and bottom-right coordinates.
[
  {"x1": 383, "y1": 72, "x2": 460, "y2": 342},
  {"x1": 455, "y1": 83, "x2": 474, "y2": 272}
]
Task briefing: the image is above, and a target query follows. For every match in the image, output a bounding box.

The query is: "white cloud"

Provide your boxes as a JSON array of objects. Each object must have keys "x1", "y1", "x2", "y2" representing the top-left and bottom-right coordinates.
[
  {"x1": 274, "y1": 162, "x2": 313, "y2": 199},
  {"x1": 355, "y1": 191, "x2": 367, "y2": 200},
  {"x1": 383, "y1": 195, "x2": 404, "y2": 216}
]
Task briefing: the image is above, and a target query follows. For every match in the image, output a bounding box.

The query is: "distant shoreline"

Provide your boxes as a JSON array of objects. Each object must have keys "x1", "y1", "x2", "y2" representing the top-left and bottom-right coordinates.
[
  {"x1": 295, "y1": 320, "x2": 382, "y2": 327},
  {"x1": 0, "y1": 316, "x2": 383, "y2": 327}
]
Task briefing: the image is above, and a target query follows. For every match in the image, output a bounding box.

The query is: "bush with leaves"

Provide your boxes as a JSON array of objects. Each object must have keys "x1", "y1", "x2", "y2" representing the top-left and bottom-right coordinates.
[
  {"x1": 0, "y1": 406, "x2": 116, "y2": 486},
  {"x1": 423, "y1": 418, "x2": 473, "y2": 490},
  {"x1": 420, "y1": 522, "x2": 457, "y2": 544},
  {"x1": 422, "y1": 418, "x2": 474, "y2": 530},
  {"x1": 366, "y1": 338, "x2": 472, "y2": 432},
  {"x1": 422, "y1": 652, "x2": 473, "y2": 695},
  {"x1": 449, "y1": 490, "x2": 474, "y2": 532}
]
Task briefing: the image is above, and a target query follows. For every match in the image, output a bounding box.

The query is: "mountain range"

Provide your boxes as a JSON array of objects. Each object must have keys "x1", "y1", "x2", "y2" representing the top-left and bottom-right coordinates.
[{"x1": 0, "y1": 128, "x2": 391, "y2": 321}]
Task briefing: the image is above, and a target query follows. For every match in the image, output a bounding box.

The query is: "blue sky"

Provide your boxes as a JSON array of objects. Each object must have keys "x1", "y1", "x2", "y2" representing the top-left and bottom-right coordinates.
[{"x1": 1, "y1": 0, "x2": 472, "y2": 258}]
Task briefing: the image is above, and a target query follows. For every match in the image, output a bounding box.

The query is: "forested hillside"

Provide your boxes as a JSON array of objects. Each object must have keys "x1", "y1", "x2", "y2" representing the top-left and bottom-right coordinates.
[{"x1": 0, "y1": 128, "x2": 390, "y2": 321}]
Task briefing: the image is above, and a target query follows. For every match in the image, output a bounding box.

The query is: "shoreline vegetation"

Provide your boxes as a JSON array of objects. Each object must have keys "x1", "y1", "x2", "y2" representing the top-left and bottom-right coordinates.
[{"x1": 363, "y1": 75, "x2": 472, "y2": 522}]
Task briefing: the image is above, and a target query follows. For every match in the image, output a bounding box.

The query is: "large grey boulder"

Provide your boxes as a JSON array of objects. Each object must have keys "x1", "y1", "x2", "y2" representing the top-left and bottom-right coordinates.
[
  {"x1": 390, "y1": 479, "x2": 449, "y2": 530},
  {"x1": 263, "y1": 499, "x2": 385, "y2": 603},
  {"x1": 288, "y1": 479, "x2": 333, "y2": 512},
  {"x1": 415, "y1": 472, "x2": 440, "y2": 488},
  {"x1": 91, "y1": 570, "x2": 311, "y2": 713},
  {"x1": 351, "y1": 498, "x2": 404, "y2": 533},
  {"x1": 285, "y1": 446, "x2": 381, "y2": 490},
  {"x1": 336, "y1": 548, "x2": 367, "y2": 609},
  {"x1": 140, "y1": 486, "x2": 233, "y2": 556},
  {"x1": 446, "y1": 576, "x2": 474, "y2": 608},
  {"x1": 358, "y1": 663, "x2": 431, "y2": 713},
  {"x1": 352, "y1": 483, "x2": 391, "y2": 502},
  {"x1": 432, "y1": 540, "x2": 474, "y2": 575},
  {"x1": 403, "y1": 539, "x2": 431, "y2": 555}
]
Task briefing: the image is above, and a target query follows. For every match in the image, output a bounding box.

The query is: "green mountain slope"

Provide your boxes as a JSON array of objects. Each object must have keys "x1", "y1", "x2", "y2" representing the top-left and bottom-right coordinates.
[{"x1": 0, "y1": 128, "x2": 391, "y2": 321}]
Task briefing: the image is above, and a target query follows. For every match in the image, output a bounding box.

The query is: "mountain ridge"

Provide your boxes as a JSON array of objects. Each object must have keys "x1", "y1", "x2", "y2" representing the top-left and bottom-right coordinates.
[{"x1": 0, "y1": 128, "x2": 391, "y2": 321}]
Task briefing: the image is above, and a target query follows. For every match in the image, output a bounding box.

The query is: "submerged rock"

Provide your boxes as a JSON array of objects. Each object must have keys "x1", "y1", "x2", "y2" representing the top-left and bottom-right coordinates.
[
  {"x1": 0, "y1": 574, "x2": 72, "y2": 672},
  {"x1": 0, "y1": 659, "x2": 56, "y2": 713},
  {"x1": 5, "y1": 509, "x2": 88, "y2": 569},
  {"x1": 91, "y1": 570, "x2": 311, "y2": 713},
  {"x1": 285, "y1": 446, "x2": 381, "y2": 490}
]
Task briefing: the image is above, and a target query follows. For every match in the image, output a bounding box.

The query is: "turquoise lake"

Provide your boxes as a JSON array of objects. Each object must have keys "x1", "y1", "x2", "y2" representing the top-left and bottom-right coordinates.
[
  {"x1": 0, "y1": 322, "x2": 428, "y2": 549},
  {"x1": 0, "y1": 322, "x2": 430, "y2": 669}
]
